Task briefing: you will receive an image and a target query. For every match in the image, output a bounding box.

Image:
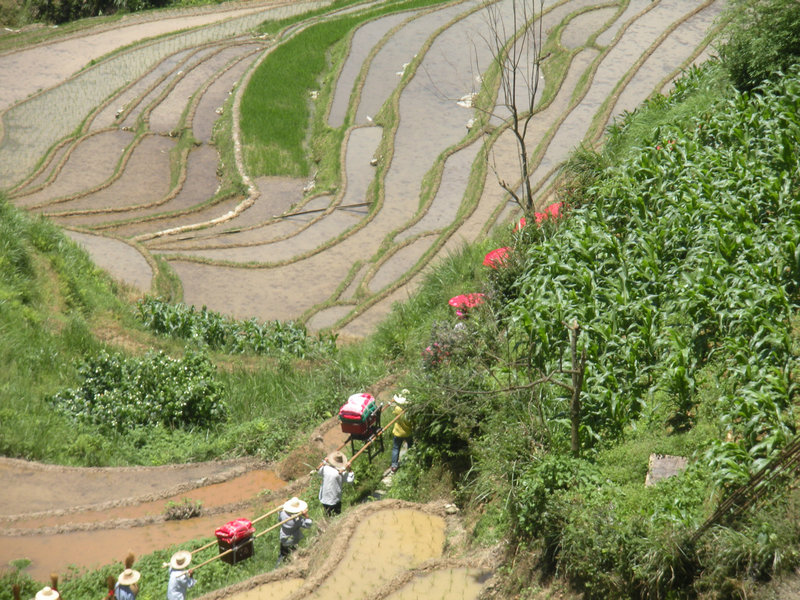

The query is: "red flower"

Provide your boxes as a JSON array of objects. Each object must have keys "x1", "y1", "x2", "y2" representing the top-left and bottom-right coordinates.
[
  {"x1": 513, "y1": 216, "x2": 526, "y2": 232},
  {"x1": 483, "y1": 247, "x2": 510, "y2": 269},
  {"x1": 449, "y1": 293, "x2": 485, "y2": 318}
]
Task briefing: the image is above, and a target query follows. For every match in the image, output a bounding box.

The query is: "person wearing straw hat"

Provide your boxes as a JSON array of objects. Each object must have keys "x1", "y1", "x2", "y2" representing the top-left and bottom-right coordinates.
[
  {"x1": 35, "y1": 588, "x2": 59, "y2": 600},
  {"x1": 390, "y1": 390, "x2": 413, "y2": 473},
  {"x1": 276, "y1": 497, "x2": 312, "y2": 566},
  {"x1": 114, "y1": 568, "x2": 140, "y2": 600},
  {"x1": 317, "y1": 450, "x2": 355, "y2": 517},
  {"x1": 166, "y1": 551, "x2": 196, "y2": 600}
]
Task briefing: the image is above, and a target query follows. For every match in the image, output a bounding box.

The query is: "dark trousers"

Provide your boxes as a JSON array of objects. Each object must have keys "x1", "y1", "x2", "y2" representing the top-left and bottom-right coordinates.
[
  {"x1": 322, "y1": 502, "x2": 341, "y2": 517},
  {"x1": 276, "y1": 543, "x2": 296, "y2": 566}
]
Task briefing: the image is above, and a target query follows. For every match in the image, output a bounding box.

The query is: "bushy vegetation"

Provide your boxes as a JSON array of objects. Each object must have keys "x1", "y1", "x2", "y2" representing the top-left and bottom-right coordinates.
[
  {"x1": 49, "y1": 349, "x2": 227, "y2": 432},
  {"x1": 136, "y1": 296, "x2": 337, "y2": 358},
  {"x1": 387, "y1": 59, "x2": 800, "y2": 600},
  {"x1": 717, "y1": 0, "x2": 800, "y2": 92}
]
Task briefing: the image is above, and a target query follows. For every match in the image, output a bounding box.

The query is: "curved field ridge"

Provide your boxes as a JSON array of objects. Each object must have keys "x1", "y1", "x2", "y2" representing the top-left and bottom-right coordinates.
[{"x1": 1, "y1": 0, "x2": 723, "y2": 337}]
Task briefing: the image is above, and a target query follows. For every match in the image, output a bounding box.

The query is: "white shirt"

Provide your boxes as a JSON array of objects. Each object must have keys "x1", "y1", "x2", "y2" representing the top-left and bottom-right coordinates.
[{"x1": 317, "y1": 464, "x2": 355, "y2": 505}]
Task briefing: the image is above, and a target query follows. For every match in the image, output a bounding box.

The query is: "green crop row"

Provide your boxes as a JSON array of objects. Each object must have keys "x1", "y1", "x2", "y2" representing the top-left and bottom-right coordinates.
[{"x1": 135, "y1": 296, "x2": 337, "y2": 358}]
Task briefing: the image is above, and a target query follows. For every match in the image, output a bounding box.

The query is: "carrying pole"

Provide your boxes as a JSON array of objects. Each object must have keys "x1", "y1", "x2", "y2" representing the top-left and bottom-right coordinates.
[
  {"x1": 345, "y1": 409, "x2": 405, "y2": 469},
  {"x1": 192, "y1": 512, "x2": 306, "y2": 571},
  {"x1": 189, "y1": 500, "x2": 287, "y2": 555}
]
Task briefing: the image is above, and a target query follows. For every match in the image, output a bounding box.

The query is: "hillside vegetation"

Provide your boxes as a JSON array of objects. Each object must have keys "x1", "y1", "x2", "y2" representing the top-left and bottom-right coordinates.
[{"x1": 2, "y1": 0, "x2": 800, "y2": 599}]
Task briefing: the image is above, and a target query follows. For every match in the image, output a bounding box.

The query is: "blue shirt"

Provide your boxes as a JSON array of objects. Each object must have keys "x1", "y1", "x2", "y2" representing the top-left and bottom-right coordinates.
[
  {"x1": 167, "y1": 569, "x2": 195, "y2": 600},
  {"x1": 114, "y1": 584, "x2": 136, "y2": 600}
]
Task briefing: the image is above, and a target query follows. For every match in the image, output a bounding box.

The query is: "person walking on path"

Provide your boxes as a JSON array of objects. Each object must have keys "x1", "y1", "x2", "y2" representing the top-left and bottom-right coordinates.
[
  {"x1": 166, "y1": 551, "x2": 195, "y2": 600},
  {"x1": 276, "y1": 497, "x2": 313, "y2": 566},
  {"x1": 391, "y1": 390, "x2": 413, "y2": 473},
  {"x1": 114, "y1": 568, "x2": 140, "y2": 600},
  {"x1": 318, "y1": 451, "x2": 355, "y2": 517}
]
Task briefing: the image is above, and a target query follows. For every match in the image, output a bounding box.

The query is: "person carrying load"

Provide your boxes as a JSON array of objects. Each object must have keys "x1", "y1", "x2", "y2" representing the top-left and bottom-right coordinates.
[
  {"x1": 390, "y1": 390, "x2": 413, "y2": 473},
  {"x1": 166, "y1": 551, "x2": 195, "y2": 600},
  {"x1": 276, "y1": 497, "x2": 312, "y2": 566},
  {"x1": 318, "y1": 450, "x2": 355, "y2": 516}
]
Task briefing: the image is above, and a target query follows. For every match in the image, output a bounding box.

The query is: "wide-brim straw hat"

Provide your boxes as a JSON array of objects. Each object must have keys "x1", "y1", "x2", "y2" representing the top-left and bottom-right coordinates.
[
  {"x1": 35, "y1": 588, "x2": 59, "y2": 600},
  {"x1": 169, "y1": 550, "x2": 192, "y2": 570},
  {"x1": 283, "y1": 497, "x2": 308, "y2": 514},
  {"x1": 326, "y1": 451, "x2": 347, "y2": 467},
  {"x1": 393, "y1": 392, "x2": 408, "y2": 404},
  {"x1": 118, "y1": 569, "x2": 141, "y2": 586}
]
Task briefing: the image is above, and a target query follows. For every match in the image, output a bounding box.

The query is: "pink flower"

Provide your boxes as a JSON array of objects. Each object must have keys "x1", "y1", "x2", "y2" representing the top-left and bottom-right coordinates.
[{"x1": 483, "y1": 247, "x2": 510, "y2": 269}]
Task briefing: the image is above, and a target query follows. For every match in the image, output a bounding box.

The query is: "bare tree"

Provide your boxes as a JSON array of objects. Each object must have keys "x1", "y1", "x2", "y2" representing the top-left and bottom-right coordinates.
[{"x1": 478, "y1": 0, "x2": 546, "y2": 213}]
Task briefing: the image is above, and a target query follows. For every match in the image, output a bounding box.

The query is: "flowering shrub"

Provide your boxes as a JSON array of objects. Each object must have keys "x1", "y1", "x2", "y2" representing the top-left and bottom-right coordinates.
[{"x1": 49, "y1": 350, "x2": 227, "y2": 432}]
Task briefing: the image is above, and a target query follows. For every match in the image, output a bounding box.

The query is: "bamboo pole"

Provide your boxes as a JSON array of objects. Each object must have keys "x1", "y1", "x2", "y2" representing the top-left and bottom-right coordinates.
[{"x1": 345, "y1": 409, "x2": 405, "y2": 469}]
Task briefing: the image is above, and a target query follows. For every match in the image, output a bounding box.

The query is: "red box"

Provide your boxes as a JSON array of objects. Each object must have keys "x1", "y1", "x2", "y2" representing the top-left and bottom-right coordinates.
[
  {"x1": 215, "y1": 519, "x2": 254, "y2": 544},
  {"x1": 341, "y1": 421, "x2": 370, "y2": 435},
  {"x1": 215, "y1": 519, "x2": 255, "y2": 565}
]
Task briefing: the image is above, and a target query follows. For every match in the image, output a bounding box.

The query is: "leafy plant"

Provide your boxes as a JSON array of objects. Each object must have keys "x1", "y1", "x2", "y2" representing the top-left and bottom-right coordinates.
[
  {"x1": 49, "y1": 349, "x2": 227, "y2": 432},
  {"x1": 717, "y1": 0, "x2": 800, "y2": 92},
  {"x1": 136, "y1": 297, "x2": 337, "y2": 358}
]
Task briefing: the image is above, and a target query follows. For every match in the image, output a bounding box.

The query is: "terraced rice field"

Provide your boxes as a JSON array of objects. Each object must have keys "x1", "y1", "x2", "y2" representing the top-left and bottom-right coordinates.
[{"x1": 0, "y1": 0, "x2": 724, "y2": 341}]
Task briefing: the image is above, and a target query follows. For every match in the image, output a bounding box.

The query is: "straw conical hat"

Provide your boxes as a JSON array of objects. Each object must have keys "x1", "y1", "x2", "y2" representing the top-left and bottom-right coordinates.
[
  {"x1": 325, "y1": 451, "x2": 347, "y2": 467},
  {"x1": 118, "y1": 569, "x2": 141, "y2": 586},
  {"x1": 35, "y1": 588, "x2": 59, "y2": 600},
  {"x1": 169, "y1": 550, "x2": 192, "y2": 570},
  {"x1": 283, "y1": 497, "x2": 308, "y2": 514}
]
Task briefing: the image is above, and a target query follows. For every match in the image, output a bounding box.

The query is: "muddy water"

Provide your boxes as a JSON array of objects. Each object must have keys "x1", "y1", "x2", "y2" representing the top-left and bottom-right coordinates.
[
  {"x1": 561, "y1": 6, "x2": 618, "y2": 49},
  {"x1": 367, "y1": 236, "x2": 435, "y2": 293},
  {"x1": 0, "y1": 1, "x2": 330, "y2": 187},
  {"x1": 0, "y1": 0, "x2": 307, "y2": 112},
  {"x1": 193, "y1": 48, "x2": 261, "y2": 144},
  {"x1": 355, "y1": 0, "x2": 482, "y2": 126},
  {"x1": 228, "y1": 578, "x2": 305, "y2": 600},
  {"x1": 328, "y1": 11, "x2": 414, "y2": 128},
  {"x1": 396, "y1": 142, "x2": 480, "y2": 242},
  {"x1": 0, "y1": 470, "x2": 285, "y2": 581},
  {"x1": 122, "y1": 47, "x2": 220, "y2": 130},
  {"x1": 11, "y1": 130, "x2": 135, "y2": 208},
  {"x1": 530, "y1": 0, "x2": 699, "y2": 184},
  {"x1": 607, "y1": 0, "x2": 724, "y2": 127},
  {"x1": 89, "y1": 48, "x2": 195, "y2": 132},
  {"x1": 65, "y1": 231, "x2": 153, "y2": 291},
  {"x1": 43, "y1": 135, "x2": 174, "y2": 215},
  {"x1": 149, "y1": 44, "x2": 259, "y2": 135},
  {"x1": 307, "y1": 509, "x2": 445, "y2": 600},
  {"x1": 8, "y1": 470, "x2": 286, "y2": 531},
  {"x1": 155, "y1": 126, "x2": 381, "y2": 259},
  {"x1": 54, "y1": 143, "x2": 220, "y2": 229},
  {"x1": 385, "y1": 568, "x2": 492, "y2": 600}
]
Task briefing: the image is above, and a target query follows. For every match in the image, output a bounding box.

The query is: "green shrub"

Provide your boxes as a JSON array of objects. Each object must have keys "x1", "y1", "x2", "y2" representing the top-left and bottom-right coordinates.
[
  {"x1": 136, "y1": 297, "x2": 337, "y2": 358},
  {"x1": 49, "y1": 349, "x2": 227, "y2": 432},
  {"x1": 718, "y1": 0, "x2": 800, "y2": 92}
]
